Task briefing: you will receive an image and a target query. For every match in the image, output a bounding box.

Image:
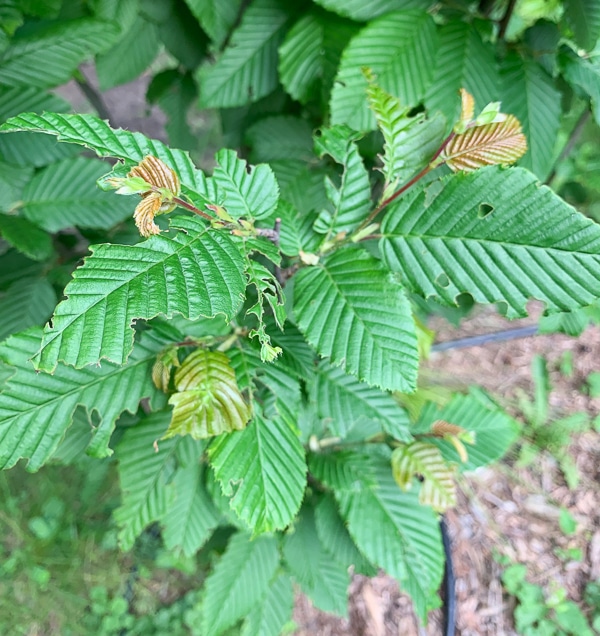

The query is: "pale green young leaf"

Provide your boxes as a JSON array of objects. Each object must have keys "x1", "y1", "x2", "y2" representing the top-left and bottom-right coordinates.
[
  {"x1": 365, "y1": 76, "x2": 445, "y2": 199},
  {"x1": 20, "y1": 157, "x2": 133, "y2": 232},
  {"x1": 0, "y1": 214, "x2": 54, "y2": 261},
  {"x1": 278, "y1": 11, "x2": 358, "y2": 105},
  {"x1": 293, "y1": 245, "x2": 419, "y2": 392},
  {"x1": 196, "y1": 0, "x2": 290, "y2": 108},
  {"x1": 211, "y1": 149, "x2": 279, "y2": 220},
  {"x1": 0, "y1": 329, "x2": 164, "y2": 470},
  {"x1": 32, "y1": 216, "x2": 246, "y2": 372},
  {"x1": 330, "y1": 11, "x2": 437, "y2": 131},
  {"x1": 282, "y1": 506, "x2": 349, "y2": 616},
  {"x1": 166, "y1": 350, "x2": 251, "y2": 440},
  {"x1": 336, "y1": 458, "x2": 444, "y2": 620},
  {"x1": 0, "y1": 278, "x2": 56, "y2": 341},
  {"x1": 114, "y1": 411, "x2": 179, "y2": 551},
  {"x1": 182, "y1": 0, "x2": 242, "y2": 47},
  {"x1": 391, "y1": 441, "x2": 456, "y2": 511},
  {"x1": 312, "y1": 362, "x2": 412, "y2": 440},
  {"x1": 246, "y1": 116, "x2": 314, "y2": 163},
  {"x1": 312, "y1": 0, "x2": 431, "y2": 21},
  {"x1": 162, "y1": 459, "x2": 220, "y2": 557},
  {"x1": 208, "y1": 411, "x2": 307, "y2": 533},
  {"x1": 313, "y1": 125, "x2": 371, "y2": 237},
  {"x1": 500, "y1": 54, "x2": 561, "y2": 180},
  {"x1": 564, "y1": 0, "x2": 600, "y2": 50},
  {"x1": 380, "y1": 166, "x2": 600, "y2": 318},
  {"x1": 241, "y1": 573, "x2": 294, "y2": 636},
  {"x1": 96, "y1": 15, "x2": 160, "y2": 90},
  {"x1": 0, "y1": 18, "x2": 118, "y2": 87},
  {"x1": 424, "y1": 22, "x2": 500, "y2": 126},
  {"x1": 200, "y1": 532, "x2": 279, "y2": 636},
  {"x1": 413, "y1": 391, "x2": 519, "y2": 471}
]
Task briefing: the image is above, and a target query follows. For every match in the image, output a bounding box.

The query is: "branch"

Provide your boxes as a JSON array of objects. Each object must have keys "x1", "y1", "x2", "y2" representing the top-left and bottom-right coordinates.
[
  {"x1": 545, "y1": 109, "x2": 591, "y2": 185},
  {"x1": 75, "y1": 67, "x2": 112, "y2": 121}
]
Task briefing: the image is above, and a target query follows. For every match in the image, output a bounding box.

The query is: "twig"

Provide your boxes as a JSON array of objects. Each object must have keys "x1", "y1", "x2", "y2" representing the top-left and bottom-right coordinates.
[
  {"x1": 545, "y1": 109, "x2": 591, "y2": 185},
  {"x1": 498, "y1": 0, "x2": 518, "y2": 40},
  {"x1": 75, "y1": 67, "x2": 112, "y2": 121},
  {"x1": 219, "y1": 0, "x2": 252, "y2": 51}
]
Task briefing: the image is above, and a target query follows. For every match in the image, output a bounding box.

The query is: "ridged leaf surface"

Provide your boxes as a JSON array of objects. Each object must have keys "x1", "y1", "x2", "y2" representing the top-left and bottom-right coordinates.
[
  {"x1": 336, "y1": 458, "x2": 444, "y2": 620},
  {"x1": 32, "y1": 216, "x2": 246, "y2": 372},
  {"x1": 293, "y1": 245, "x2": 418, "y2": 392},
  {"x1": 380, "y1": 166, "x2": 600, "y2": 318},
  {"x1": 196, "y1": 0, "x2": 289, "y2": 108},
  {"x1": 312, "y1": 0, "x2": 431, "y2": 21},
  {"x1": 0, "y1": 213, "x2": 54, "y2": 261},
  {"x1": 241, "y1": 574, "x2": 294, "y2": 636},
  {"x1": 0, "y1": 278, "x2": 56, "y2": 341},
  {"x1": 200, "y1": 532, "x2": 279, "y2": 636},
  {"x1": 0, "y1": 329, "x2": 163, "y2": 470},
  {"x1": 208, "y1": 411, "x2": 307, "y2": 533},
  {"x1": 500, "y1": 54, "x2": 561, "y2": 180},
  {"x1": 564, "y1": 0, "x2": 600, "y2": 50},
  {"x1": 330, "y1": 11, "x2": 437, "y2": 131}
]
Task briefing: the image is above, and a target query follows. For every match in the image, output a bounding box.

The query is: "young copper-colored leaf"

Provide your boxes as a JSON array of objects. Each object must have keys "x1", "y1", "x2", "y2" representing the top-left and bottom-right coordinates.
[
  {"x1": 455, "y1": 88, "x2": 475, "y2": 133},
  {"x1": 391, "y1": 441, "x2": 457, "y2": 512},
  {"x1": 431, "y1": 420, "x2": 465, "y2": 437},
  {"x1": 165, "y1": 349, "x2": 251, "y2": 440},
  {"x1": 129, "y1": 155, "x2": 180, "y2": 195},
  {"x1": 133, "y1": 191, "x2": 162, "y2": 237},
  {"x1": 152, "y1": 345, "x2": 181, "y2": 392},
  {"x1": 443, "y1": 114, "x2": 527, "y2": 172}
]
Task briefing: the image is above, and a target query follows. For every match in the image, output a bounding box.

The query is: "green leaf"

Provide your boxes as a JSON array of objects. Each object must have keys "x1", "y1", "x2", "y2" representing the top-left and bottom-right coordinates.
[
  {"x1": 0, "y1": 277, "x2": 56, "y2": 341},
  {"x1": 162, "y1": 455, "x2": 220, "y2": 557},
  {"x1": 19, "y1": 157, "x2": 133, "y2": 232},
  {"x1": 562, "y1": 51, "x2": 600, "y2": 126},
  {"x1": 0, "y1": 160, "x2": 33, "y2": 210},
  {"x1": 309, "y1": 449, "x2": 377, "y2": 492},
  {"x1": 0, "y1": 112, "x2": 205, "y2": 197},
  {"x1": 336, "y1": 457, "x2": 444, "y2": 620},
  {"x1": 182, "y1": 0, "x2": 242, "y2": 47},
  {"x1": 500, "y1": 54, "x2": 561, "y2": 180},
  {"x1": 211, "y1": 149, "x2": 279, "y2": 220},
  {"x1": 166, "y1": 349, "x2": 251, "y2": 439},
  {"x1": 313, "y1": 125, "x2": 371, "y2": 237},
  {"x1": 282, "y1": 506, "x2": 349, "y2": 616},
  {"x1": 312, "y1": 362, "x2": 411, "y2": 440},
  {"x1": 314, "y1": 494, "x2": 373, "y2": 573},
  {"x1": 366, "y1": 77, "x2": 445, "y2": 199},
  {"x1": 32, "y1": 216, "x2": 246, "y2": 372},
  {"x1": 0, "y1": 18, "x2": 118, "y2": 87},
  {"x1": 200, "y1": 532, "x2": 279, "y2": 636},
  {"x1": 196, "y1": 0, "x2": 290, "y2": 108},
  {"x1": 564, "y1": 0, "x2": 600, "y2": 50},
  {"x1": 277, "y1": 199, "x2": 322, "y2": 257},
  {"x1": 0, "y1": 249, "x2": 43, "y2": 290},
  {"x1": 391, "y1": 441, "x2": 456, "y2": 511},
  {"x1": 330, "y1": 11, "x2": 437, "y2": 131},
  {"x1": 0, "y1": 213, "x2": 54, "y2": 261},
  {"x1": 208, "y1": 410, "x2": 307, "y2": 533},
  {"x1": 246, "y1": 116, "x2": 314, "y2": 163},
  {"x1": 380, "y1": 166, "x2": 600, "y2": 318},
  {"x1": 96, "y1": 15, "x2": 160, "y2": 90},
  {"x1": 0, "y1": 329, "x2": 164, "y2": 470},
  {"x1": 114, "y1": 411, "x2": 179, "y2": 550},
  {"x1": 413, "y1": 391, "x2": 519, "y2": 470},
  {"x1": 0, "y1": 87, "x2": 76, "y2": 167},
  {"x1": 241, "y1": 573, "x2": 294, "y2": 636},
  {"x1": 312, "y1": 0, "x2": 431, "y2": 21},
  {"x1": 278, "y1": 11, "x2": 358, "y2": 105},
  {"x1": 424, "y1": 22, "x2": 500, "y2": 127},
  {"x1": 293, "y1": 245, "x2": 419, "y2": 392},
  {"x1": 157, "y1": 0, "x2": 209, "y2": 70}
]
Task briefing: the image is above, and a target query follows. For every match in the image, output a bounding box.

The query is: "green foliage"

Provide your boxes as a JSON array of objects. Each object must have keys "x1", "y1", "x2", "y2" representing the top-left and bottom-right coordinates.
[
  {"x1": 502, "y1": 564, "x2": 595, "y2": 636},
  {"x1": 1, "y1": 0, "x2": 600, "y2": 631}
]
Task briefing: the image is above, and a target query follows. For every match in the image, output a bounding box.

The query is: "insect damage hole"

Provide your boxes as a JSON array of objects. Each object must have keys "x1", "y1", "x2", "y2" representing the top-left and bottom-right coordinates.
[{"x1": 478, "y1": 202, "x2": 495, "y2": 218}]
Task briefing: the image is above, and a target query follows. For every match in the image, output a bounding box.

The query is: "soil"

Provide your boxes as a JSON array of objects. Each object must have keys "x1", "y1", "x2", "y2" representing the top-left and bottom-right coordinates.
[{"x1": 58, "y1": 71, "x2": 600, "y2": 636}]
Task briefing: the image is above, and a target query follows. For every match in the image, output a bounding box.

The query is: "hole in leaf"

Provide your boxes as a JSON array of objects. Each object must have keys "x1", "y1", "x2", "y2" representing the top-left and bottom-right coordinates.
[
  {"x1": 436, "y1": 272, "x2": 450, "y2": 288},
  {"x1": 478, "y1": 202, "x2": 495, "y2": 218}
]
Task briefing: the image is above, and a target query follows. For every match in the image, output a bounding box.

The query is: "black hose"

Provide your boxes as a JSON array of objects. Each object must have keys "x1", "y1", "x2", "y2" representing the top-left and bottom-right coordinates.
[
  {"x1": 431, "y1": 325, "x2": 538, "y2": 353},
  {"x1": 440, "y1": 516, "x2": 456, "y2": 636}
]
